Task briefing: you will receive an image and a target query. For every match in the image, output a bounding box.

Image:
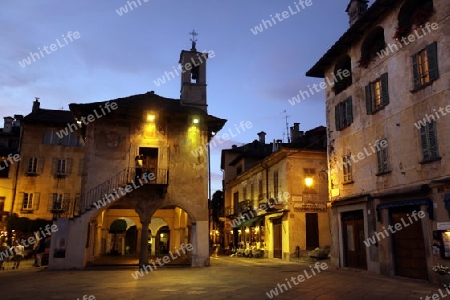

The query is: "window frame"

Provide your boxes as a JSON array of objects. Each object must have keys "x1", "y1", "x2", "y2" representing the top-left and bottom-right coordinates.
[
  {"x1": 366, "y1": 73, "x2": 389, "y2": 115},
  {"x1": 420, "y1": 120, "x2": 440, "y2": 163},
  {"x1": 412, "y1": 42, "x2": 439, "y2": 91},
  {"x1": 376, "y1": 139, "x2": 390, "y2": 175},
  {"x1": 343, "y1": 155, "x2": 353, "y2": 184},
  {"x1": 335, "y1": 97, "x2": 353, "y2": 131}
]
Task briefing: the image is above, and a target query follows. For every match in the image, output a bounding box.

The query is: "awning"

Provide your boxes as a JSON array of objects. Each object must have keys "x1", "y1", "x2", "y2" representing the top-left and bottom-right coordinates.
[
  {"x1": 376, "y1": 198, "x2": 433, "y2": 221},
  {"x1": 265, "y1": 212, "x2": 285, "y2": 220},
  {"x1": 232, "y1": 216, "x2": 260, "y2": 228}
]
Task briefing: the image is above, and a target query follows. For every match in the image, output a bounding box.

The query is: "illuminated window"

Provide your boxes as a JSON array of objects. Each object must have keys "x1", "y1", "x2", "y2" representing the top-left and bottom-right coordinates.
[
  {"x1": 366, "y1": 73, "x2": 389, "y2": 114},
  {"x1": 413, "y1": 42, "x2": 439, "y2": 90}
]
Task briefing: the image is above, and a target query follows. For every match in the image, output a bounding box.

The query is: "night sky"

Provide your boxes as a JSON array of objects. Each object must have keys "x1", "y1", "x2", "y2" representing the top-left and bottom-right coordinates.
[{"x1": 1, "y1": 0, "x2": 375, "y2": 194}]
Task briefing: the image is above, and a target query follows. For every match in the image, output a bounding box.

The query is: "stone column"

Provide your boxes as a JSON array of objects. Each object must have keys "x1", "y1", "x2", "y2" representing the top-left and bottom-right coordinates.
[{"x1": 134, "y1": 198, "x2": 159, "y2": 268}]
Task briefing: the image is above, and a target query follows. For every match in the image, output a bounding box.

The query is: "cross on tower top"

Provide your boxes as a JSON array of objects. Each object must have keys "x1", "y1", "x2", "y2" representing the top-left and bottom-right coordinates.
[{"x1": 189, "y1": 29, "x2": 198, "y2": 51}]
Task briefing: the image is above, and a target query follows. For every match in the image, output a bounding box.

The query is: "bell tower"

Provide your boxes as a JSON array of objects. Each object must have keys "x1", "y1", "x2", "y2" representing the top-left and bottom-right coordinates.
[{"x1": 179, "y1": 30, "x2": 208, "y2": 111}]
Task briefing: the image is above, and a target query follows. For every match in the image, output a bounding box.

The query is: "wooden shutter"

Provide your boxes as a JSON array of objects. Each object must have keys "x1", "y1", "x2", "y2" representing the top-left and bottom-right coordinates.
[
  {"x1": 37, "y1": 157, "x2": 45, "y2": 174},
  {"x1": 380, "y1": 73, "x2": 389, "y2": 107},
  {"x1": 52, "y1": 158, "x2": 58, "y2": 175},
  {"x1": 346, "y1": 97, "x2": 353, "y2": 125},
  {"x1": 34, "y1": 193, "x2": 40, "y2": 210},
  {"x1": 18, "y1": 192, "x2": 25, "y2": 210},
  {"x1": 428, "y1": 121, "x2": 439, "y2": 159},
  {"x1": 22, "y1": 156, "x2": 29, "y2": 174},
  {"x1": 427, "y1": 42, "x2": 439, "y2": 82},
  {"x1": 66, "y1": 158, "x2": 73, "y2": 174},
  {"x1": 335, "y1": 105, "x2": 341, "y2": 131},
  {"x1": 365, "y1": 84, "x2": 372, "y2": 115},
  {"x1": 48, "y1": 193, "x2": 55, "y2": 211},
  {"x1": 412, "y1": 53, "x2": 420, "y2": 89},
  {"x1": 420, "y1": 125, "x2": 430, "y2": 160}
]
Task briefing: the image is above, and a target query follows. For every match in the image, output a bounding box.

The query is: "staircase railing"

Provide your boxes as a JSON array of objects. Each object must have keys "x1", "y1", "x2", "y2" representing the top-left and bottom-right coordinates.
[{"x1": 73, "y1": 167, "x2": 168, "y2": 216}]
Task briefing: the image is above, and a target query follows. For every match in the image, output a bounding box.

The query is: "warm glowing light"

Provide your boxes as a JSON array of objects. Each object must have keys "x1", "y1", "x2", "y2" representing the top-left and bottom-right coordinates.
[
  {"x1": 160, "y1": 233, "x2": 164, "y2": 238},
  {"x1": 193, "y1": 118, "x2": 199, "y2": 124},
  {"x1": 215, "y1": 230, "x2": 219, "y2": 235},
  {"x1": 445, "y1": 231, "x2": 450, "y2": 236},
  {"x1": 238, "y1": 230, "x2": 241, "y2": 234},
  {"x1": 230, "y1": 230, "x2": 233, "y2": 234},
  {"x1": 255, "y1": 226, "x2": 259, "y2": 232},
  {"x1": 305, "y1": 177, "x2": 314, "y2": 187},
  {"x1": 211, "y1": 131, "x2": 216, "y2": 136},
  {"x1": 245, "y1": 228, "x2": 250, "y2": 233},
  {"x1": 147, "y1": 114, "x2": 155, "y2": 122}
]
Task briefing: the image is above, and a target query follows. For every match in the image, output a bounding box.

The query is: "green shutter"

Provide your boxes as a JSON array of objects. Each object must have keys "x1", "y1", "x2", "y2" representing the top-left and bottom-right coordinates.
[
  {"x1": 427, "y1": 42, "x2": 439, "y2": 82},
  {"x1": 420, "y1": 125, "x2": 430, "y2": 160},
  {"x1": 346, "y1": 97, "x2": 353, "y2": 124},
  {"x1": 428, "y1": 121, "x2": 439, "y2": 159},
  {"x1": 335, "y1": 105, "x2": 340, "y2": 131},
  {"x1": 380, "y1": 73, "x2": 389, "y2": 107},
  {"x1": 412, "y1": 53, "x2": 420, "y2": 89},
  {"x1": 365, "y1": 84, "x2": 372, "y2": 115}
]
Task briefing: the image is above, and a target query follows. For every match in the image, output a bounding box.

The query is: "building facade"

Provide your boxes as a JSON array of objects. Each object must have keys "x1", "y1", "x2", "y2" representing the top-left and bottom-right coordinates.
[
  {"x1": 307, "y1": 0, "x2": 449, "y2": 283},
  {"x1": 48, "y1": 42, "x2": 225, "y2": 269},
  {"x1": 0, "y1": 115, "x2": 22, "y2": 239},
  {"x1": 222, "y1": 126, "x2": 330, "y2": 260}
]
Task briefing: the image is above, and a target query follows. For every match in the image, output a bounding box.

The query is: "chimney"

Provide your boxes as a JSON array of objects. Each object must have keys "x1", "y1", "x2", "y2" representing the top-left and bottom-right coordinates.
[
  {"x1": 232, "y1": 144, "x2": 237, "y2": 149},
  {"x1": 346, "y1": 0, "x2": 369, "y2": 26},
  {"x1": 32, "y1": 98, "x2": 40, "y2": 112},
  {"x1": 257, "y1": 131, "x2": 266, "y2": 144},
  {"x1": 3, "y1": 117, "x2": 14, "y2": 133}
]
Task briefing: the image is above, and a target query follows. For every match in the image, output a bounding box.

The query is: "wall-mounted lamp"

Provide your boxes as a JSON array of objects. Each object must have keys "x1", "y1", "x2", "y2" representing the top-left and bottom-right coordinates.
[
  {"x1": 305, "y1": 177, "x2": 314, "y2": 187},
  {"x1": 147, "y1": 114, "x2": 155, "y2": 122}
]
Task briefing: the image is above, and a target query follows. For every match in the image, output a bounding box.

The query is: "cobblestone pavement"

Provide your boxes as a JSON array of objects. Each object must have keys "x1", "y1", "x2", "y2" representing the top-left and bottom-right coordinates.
[{"x1": 0, "y1": 256, "x2": 442, "y2": 299}]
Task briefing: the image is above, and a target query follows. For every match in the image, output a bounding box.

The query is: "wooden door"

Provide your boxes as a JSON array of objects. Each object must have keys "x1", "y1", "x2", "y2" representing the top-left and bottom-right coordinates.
[
  {"x1": 273, "y1": 218, "x2": 282, "y2": 259},
  {"x1": 391, "y1": 207, "x2": 428, "y2": 280},
  {"x1": 306, "y1": 213, "x2": 319, "y2": 250},
  {"x1": 342, "y1": 210, "x2": 367, "y2": 269}
]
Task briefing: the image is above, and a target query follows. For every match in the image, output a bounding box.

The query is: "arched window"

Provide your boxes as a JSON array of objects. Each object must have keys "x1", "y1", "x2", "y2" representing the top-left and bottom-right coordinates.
[
  {"x1": 395, "y1": 0, "x2": 434, "y2": 40},
  {"x1": 358, "y1": 27, "x2": 386, "y2": 68},
  {"x1": 333, "y1": 55, "x2": 352, "y2": 94}
]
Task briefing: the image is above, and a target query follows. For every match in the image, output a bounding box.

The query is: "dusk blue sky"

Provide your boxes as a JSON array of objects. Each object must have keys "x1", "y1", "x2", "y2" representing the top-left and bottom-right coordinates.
[{"x1": 1, "y1": 0, "x2": 375, "y2": 195}]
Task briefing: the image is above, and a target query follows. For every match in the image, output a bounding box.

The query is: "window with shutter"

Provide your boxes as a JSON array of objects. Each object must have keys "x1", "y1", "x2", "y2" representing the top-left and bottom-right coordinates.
[
  {"x1": 366, "y1": 73, "x2": 389, "y2": 114},
  {"x1": 376, "y1": 139, "x2": 390, "y2": 175},
  {"x1": 335, "y1": 97, "x2": 353, "y2": 131},
  {"x1": 420, "y1": 120, "x2": 440, "y2": 162},
  {"x1": 412, "y1": 42, "x2": 439, "y2": 90}
]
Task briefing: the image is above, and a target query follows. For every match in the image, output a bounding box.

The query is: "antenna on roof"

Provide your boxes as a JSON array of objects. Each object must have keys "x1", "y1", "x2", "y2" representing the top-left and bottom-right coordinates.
[{"x1": 283, "y1": 110, "x2": 290, "y2": 143}]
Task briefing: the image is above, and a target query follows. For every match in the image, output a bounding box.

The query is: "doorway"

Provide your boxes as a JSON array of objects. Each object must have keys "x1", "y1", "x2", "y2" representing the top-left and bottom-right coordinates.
[
  {"x1": 139, "y1": 147, "x2": 158, "y2": 182},
  {"x1": 391, "y1": 206, "x2": 428, "y2": 280},
  {"x1": 273, "y1": 218, "x2": 282, "y2": 259},
  {"x1": 342, "y1": 210, "x2": 367, "y2": 269},
  {"x1": 306, "y1": 213, "x2": 319, "y2": 250}
]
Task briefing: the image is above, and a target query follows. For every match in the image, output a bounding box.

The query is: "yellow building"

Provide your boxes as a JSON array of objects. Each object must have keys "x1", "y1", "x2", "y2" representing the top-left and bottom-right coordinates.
[
  {"x1": 47, "y1": 41, "x2": 226, "y2": 270},
  {"x1": 306, "y1": 0, "x2": 450, "y2": 283},
  {"x1": 0, "y1": 115, "x2": 22, "y2": 240},
  {"x1": 222, "y1": 126, "x2": 330, "y2": 260},
  {"x1": 13, "y1": 100, "x2": 84, "y2": 222}
]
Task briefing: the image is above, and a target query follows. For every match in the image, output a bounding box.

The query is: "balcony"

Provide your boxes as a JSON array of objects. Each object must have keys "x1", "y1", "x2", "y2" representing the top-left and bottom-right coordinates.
[{"x1": 73, "y1": 167, "x2": 169, "y2": 216}]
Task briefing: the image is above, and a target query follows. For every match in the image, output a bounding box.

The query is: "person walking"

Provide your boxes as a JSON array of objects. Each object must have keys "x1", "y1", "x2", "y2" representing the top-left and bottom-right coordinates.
[
  {"x1": 0, "y1": 242, "x2": 9, "y2": 270},
  {"x1": 34, "y1": 237, "x2": 46, "y2": 267},
  {"x1": 12, "y1": 240, "x2": 25, "y2": 270}
]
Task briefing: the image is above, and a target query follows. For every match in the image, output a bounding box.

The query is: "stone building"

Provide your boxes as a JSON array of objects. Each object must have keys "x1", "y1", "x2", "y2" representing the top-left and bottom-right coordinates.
[
  {"x1": 49, "y1": 41, "x2": 225, "y2": 269},
  {"x1": 222, "y1": 126, "x2": 330, "y2": 260},
  {"x1": 13, "y1": 100, "x2": 84, "y2": 224},
  {"x1": 306, "y1": 0, "x2": 449, "y2": 282},
  {"x1": 0, "y1": 115, "x2": 22, "y2": 238}
]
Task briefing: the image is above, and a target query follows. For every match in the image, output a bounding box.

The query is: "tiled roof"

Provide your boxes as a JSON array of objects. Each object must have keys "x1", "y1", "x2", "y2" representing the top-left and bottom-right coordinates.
[{"x1": 23, "y1": 109, "x2": 74, "y2": 125}]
